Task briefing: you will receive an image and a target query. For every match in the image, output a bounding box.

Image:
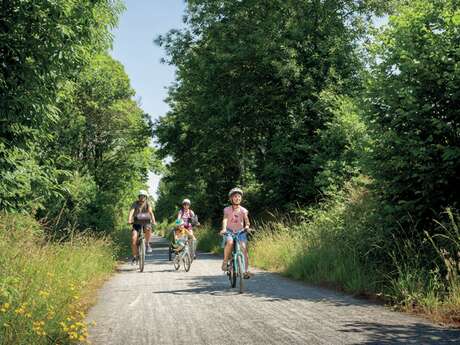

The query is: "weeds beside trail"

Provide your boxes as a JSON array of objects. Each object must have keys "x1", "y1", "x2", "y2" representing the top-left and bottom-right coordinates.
[
  {"x1": 250, "y1": 182, "x2": 460, "y2": 326},
  {"x1": 0, "y1": 213, "x2": 116, "y2": 345}
]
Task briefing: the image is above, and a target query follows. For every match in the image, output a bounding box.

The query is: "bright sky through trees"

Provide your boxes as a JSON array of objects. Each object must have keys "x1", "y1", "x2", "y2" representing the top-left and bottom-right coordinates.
[{"x1": 111, "y1": 0, "x2": 186, "y2": 197}]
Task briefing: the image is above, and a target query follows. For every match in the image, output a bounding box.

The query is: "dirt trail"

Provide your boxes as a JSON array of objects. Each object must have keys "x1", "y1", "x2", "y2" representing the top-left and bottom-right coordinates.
[{"x1": 87, "y1": 236, "x2": 459, "y2": 345}]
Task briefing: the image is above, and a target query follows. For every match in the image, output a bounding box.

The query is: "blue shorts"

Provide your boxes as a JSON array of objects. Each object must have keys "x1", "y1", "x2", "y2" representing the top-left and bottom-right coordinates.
[{"x1": 222, "y1": 229, "x2": 247, "y2": 247}]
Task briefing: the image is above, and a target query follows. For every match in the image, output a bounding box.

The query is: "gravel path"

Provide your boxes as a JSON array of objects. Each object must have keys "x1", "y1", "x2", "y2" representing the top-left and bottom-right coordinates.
[{"x1": 87, "y1": 236, "x2": 460, "y2": 345}]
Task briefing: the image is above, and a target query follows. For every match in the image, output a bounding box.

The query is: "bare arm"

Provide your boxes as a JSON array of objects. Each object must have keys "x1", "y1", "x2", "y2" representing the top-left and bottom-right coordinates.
[
  {"x1": 148, "y1": 205, "x2": 156, "y2": 225},
  {"x1": 128, "y1": 208, "x2": 135, "y2": 224},
  {"x1": 244, "y1": 211, "x2": 250, "y2": 230}
]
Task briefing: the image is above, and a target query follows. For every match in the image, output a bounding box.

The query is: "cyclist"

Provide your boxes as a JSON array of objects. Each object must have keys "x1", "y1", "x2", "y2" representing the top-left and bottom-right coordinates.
[
  {"x1": 177, "y1": 198, "x2": 199, "y2": 257},
  {"x1": 172, "y1": 219, "x2": 195, "y2": 252},
  {"x1": 177, "y1": 198, "x2": 199, "y2": 232},
  {"x1": 128, "y1": 190, "x2": 156, "y2": 262},
  {"x1": 219, "y1": 187, "x2": 251, "y2": 279}
]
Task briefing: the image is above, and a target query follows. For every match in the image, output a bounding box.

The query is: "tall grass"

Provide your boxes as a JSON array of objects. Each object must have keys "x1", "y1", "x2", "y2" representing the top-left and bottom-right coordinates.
[
  {"x1": 195, "y1": 224, "x2": 222, "y2": 254},
  {"x1": 0, "y1": 213, "x2": 116, "y2": 345},
  {"x1": 249, "y1": 181, "x2": 460, "y2": 324},
  {"x1": 387, "y1": 209, "x2": 460, "y2": 323},
  {"x1": 251, "y1": 181, "x2": 380, "y2": 294}
]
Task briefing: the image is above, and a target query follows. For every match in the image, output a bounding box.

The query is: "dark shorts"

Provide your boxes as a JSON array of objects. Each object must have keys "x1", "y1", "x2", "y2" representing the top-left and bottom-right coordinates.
[{"x1": 132, "y1": 223, "x2": 152, "y2": 232}]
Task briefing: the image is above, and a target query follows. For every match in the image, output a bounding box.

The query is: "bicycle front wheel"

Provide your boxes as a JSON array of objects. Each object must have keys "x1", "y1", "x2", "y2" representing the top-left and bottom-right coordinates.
[
  {"x1": 173, "y1": 254, "x2": 180, "y2": 270},
  {"x1": 237, "y1": 255, "x2": 244, "y2": 293},
  {"x1": 183, "y1": 252, "x2": 191, "y2": 272},
  {"x1": 138, "y1": 238, "x2": 145, "y2": 272},
  {"x1": 229, "y1": 261, "x2": 236, "y2": 288}
]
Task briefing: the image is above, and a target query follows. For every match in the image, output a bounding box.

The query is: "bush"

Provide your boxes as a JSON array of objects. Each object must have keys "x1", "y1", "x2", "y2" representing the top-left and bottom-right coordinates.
[{"x1": 0, "y1": 213, "x2": 116, "y2": 345}]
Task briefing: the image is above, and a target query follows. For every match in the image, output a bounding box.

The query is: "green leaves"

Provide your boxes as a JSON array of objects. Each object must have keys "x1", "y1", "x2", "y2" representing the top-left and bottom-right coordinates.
[
  {"x1": 366, "y1": 0, "x2": 460, "y2": 230},
  {"x1": 155, "y1": 0, "x2": 380, "y2": 219}
]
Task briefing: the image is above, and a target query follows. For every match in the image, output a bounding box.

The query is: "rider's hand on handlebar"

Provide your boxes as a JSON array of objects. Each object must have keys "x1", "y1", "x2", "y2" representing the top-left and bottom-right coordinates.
[{"x1": 219, "y1": 229, "x2": 227, "y2": 236}]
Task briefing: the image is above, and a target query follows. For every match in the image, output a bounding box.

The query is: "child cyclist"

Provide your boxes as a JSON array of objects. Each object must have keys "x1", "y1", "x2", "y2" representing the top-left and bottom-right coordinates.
[
  {"x1": 219, "y1": 187, "x2": 251, "y2": 279},
  {"x1": 177, "y1": 198, "x2": 199, "y2": 258},
  {"x1": 172, "y1": 219, "x2": 195, "y2": 252}
]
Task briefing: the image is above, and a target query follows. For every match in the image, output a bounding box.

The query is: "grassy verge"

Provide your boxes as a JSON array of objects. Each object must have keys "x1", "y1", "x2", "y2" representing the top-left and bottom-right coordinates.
[
  {"x1": 249, "y1": 181, "x2": 460, "y2": 325},
  {"x1": 195, "y1": 224, "x2": 223, "y2": 254},
  {"x1": 0, "y1": 213, "x2": 116, "y2": 345}
]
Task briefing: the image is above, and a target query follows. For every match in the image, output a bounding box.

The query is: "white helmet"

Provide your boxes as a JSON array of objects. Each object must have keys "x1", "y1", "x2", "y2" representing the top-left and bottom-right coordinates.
[
  {"x1": 182, "y1": 198, "x2": 191, "y2": 205},
  {"x1": 139, "y1": 190, "x2": 149, "y2": 197},
  {"x1": 228, "y1": 187, "x2": 243, "y2": 198}
]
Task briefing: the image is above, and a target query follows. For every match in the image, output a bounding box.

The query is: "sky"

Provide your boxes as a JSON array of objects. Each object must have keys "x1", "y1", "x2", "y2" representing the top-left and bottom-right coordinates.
[{"x1": 110, "y1": 0, "x2": 187, "y2": 197}]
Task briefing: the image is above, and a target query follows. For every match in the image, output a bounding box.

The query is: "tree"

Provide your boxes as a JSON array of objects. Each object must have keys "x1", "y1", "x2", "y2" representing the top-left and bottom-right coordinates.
[
  {"x1": 0, "y1": 0, "x2": 123, "y2": 211},
  {"x1": 366, "y1": 0, "x2": 460, "y2": 231},
  {"x1": 155, "y1": 0, "x2": 381, "y2": 220}
]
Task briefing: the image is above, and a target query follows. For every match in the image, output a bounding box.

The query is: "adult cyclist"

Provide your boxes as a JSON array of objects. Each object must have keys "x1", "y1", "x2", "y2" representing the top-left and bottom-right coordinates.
[
  {"x1": 128, "y1": 190, "x2": 156, "y2": 262},
  {"x1": 219, "y1": 187, "x2": 251, "y2": 279}
]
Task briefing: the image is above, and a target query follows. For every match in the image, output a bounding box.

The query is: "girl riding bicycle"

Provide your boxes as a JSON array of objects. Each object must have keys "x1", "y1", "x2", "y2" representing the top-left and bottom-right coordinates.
[
  {"x1": 177, "y1": 198, "x2": 199, "y2": 258},
  {"x1": 177, "y1": 198, "x2": 199, "y2": 232},
  {"x1": 220, "y1": 187, "x2": 251, "y2": 279}
]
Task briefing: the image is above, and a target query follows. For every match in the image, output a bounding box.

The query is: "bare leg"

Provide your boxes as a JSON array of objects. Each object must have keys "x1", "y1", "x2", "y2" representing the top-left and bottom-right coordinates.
[
  {"x1": 144, "y1": 227, "x2": 152, "y2": 246},
  {"x1": 131, "y1": 230, "x2": 139, "y2": 257},
  {"x1": 222, "y1": 240, "x2": 233, "y2": 270},
  {"x1": 241, "y1": 242, "x2": 249, "y2": 272}
]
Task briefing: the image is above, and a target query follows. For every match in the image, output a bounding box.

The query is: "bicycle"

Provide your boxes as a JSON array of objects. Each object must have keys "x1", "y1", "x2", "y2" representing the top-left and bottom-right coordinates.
[
  {"x1": 137, "y1": 225, "x2": 147, "y2": 272},
  {"x1": 224, "y1": 229, "x2": 250, "y2": 293},
  {"x1": 172, "y1": 240, "x2": 192, "y2": 272},
  {"x1": 130, "y1": 224, "x2": 151, "y2": 272}
]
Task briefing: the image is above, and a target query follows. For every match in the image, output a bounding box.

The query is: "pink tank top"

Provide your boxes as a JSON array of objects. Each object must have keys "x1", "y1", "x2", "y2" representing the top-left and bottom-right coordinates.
[{"x1": 224, "y1": 206, "x2": 248, "y2": 233}]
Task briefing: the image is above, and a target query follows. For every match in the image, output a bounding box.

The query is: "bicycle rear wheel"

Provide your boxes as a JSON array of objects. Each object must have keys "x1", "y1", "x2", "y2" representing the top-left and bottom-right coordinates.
[
  {"x1": 138, "y1": 238, "x2": 145, "y2": 272},
  {"x1": 237, "y1": 255, "x2": 244, "y2": 293},
  {"x1": 183, "y1": 252, "x2": 191, "y2": 272}
]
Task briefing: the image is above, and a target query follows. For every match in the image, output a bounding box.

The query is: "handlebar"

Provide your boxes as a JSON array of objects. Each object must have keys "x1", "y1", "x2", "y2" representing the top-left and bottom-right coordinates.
[{"x1": 223, "y1": 228, "x2": 255, "y2": 236}]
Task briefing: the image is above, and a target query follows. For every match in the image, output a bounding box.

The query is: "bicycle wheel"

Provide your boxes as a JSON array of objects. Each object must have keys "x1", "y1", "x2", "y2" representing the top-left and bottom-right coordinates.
[
  {"x1": 173, "y1": 254, "x2": 180, "y2": 270},
  {"x1": 237, "y1": 255, "x2": 244, "y2": 293},
  {"x1": 138, "y1": 238, "x2": 145, "y2": 272},
  {"x1": 229, "y1": 260, "x2": 236, "y2": 288},
  {"x1": 183, "y1": 252, "x2": 191, "y2": 272}
]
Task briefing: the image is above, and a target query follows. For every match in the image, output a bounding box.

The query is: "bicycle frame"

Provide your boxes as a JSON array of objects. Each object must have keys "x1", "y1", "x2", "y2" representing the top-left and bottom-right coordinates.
[
  {"x1": 136, "y1": 225, "x2": 146, "y2": 272},
  {"x1": 226, "y1": 229, "x2": 246, "y2": 293},
  {"x1": 173, "y1": 240, "x2": 192, "y2": 272},
  {"x1": 231, "y1": 232, "x2": 245, "y2": 271}
]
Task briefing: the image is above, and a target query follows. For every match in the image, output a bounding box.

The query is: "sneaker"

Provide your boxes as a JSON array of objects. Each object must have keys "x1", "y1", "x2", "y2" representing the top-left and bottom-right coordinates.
[
  {"x1": 146, "y1": 245, "x2": 152, "y2": 253},
  {"x1": 221, "y1": 261, "x2": 227, "y2": 271},
  {"x1": 243, "y1": 272, "x2": 251, "y2": 279},
  {"x1": 131, "y1": 256, "x2": 137, "y2": 264}
]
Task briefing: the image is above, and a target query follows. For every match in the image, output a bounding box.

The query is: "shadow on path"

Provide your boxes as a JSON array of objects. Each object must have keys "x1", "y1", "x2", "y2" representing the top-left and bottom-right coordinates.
[{"x1": 343, "y1": 321, "x2": 460, "y2": 344}]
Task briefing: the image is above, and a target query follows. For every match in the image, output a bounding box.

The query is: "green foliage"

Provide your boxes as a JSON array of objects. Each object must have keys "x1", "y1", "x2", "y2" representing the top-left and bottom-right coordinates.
[
  {"x1": 0, "y1": 1, "x2": 160, "y2": 238},
  {"x1": 155, "y1": 0, "x2": 381, "y2": 220},
  {"x1": 366, "y1": 0, "x2": 460, "y2": 229},
  {"x1": 251, "y1": 180, "x2": 381, "y2": 294},
  {"x1": 0, "y1": 213, "x2": 116, "y2": 345},
  {"x1": 195, "y1": 224, "x2": 223, "y2": 254},
  {"x1": 0, "y1": 0, "x2": 124, "y2": 211},
  {"x1": 312, "y1": 93, "x2": 371, "y2": 196}
]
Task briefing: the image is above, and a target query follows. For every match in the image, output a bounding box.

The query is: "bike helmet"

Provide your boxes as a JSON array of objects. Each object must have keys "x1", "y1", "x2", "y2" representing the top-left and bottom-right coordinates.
[
  {"x1": 139, "y1": 189, "x2": 149, "y2": 197},
  {"x1": 182, "y1": 198, "x2": 191, "y2": 205},
  {"x1": 228, "y1": 187, "x2": 243, "y2": 198}
]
